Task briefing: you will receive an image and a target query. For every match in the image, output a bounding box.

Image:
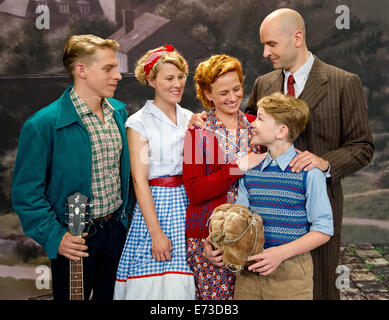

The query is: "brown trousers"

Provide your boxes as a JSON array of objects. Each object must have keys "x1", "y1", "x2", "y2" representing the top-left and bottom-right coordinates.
[{"x1": 234, "y1": 252, "x2": 313, "y2": 300}]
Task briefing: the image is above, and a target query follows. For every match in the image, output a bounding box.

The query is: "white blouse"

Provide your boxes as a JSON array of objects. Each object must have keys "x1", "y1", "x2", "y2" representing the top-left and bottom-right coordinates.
[{"x1": 125, "y1": 100, "x2": 193, "y2": 180}]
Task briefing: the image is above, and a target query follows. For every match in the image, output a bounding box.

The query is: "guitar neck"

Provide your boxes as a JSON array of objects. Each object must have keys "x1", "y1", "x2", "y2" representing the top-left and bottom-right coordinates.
[
  {"x1": 70, "y1": 258, "x2": 84, "y2": 300},
  {"x1": 66, "y1": 192, "x2": 88, "y2": 300}
]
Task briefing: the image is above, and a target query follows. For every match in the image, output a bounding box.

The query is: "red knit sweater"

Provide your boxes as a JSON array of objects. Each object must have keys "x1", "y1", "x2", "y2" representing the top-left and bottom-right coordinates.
[{"x1": 183, "y1": 114, "x2": 256, "y2": 238}]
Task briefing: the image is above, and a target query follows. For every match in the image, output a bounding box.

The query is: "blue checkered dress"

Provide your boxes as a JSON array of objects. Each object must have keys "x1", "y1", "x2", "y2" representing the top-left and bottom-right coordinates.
[
  {"x1": 116, "y1": 184, "x2": 193, "y2": 280},
  {"x1": 114, "y1": 101, "x2": 195, "y2": 299}
]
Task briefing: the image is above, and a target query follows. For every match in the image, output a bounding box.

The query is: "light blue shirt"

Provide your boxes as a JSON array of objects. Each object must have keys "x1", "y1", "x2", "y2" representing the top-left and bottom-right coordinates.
[
  {"x1": 236, "y1": 145, "x2": 334, "y2": 236},
  {"x1": 125, "y1": 100, "x2": 193, "y2": 179}
]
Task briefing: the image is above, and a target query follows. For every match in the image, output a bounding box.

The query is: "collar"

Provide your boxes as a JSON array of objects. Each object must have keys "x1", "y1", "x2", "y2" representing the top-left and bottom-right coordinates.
[
  {"x1": 283, "y1": 52, "x2": 314, "y2": 93},
  {"x1": 205, "y1": 109, "x2": 251, "y2": 131},
  {"x1": 55, "y1": 86, "x2": 83, "y2": 130},
  {"x1": 55, "y1": 86, "x2": 122, "y2": 130},
  {"x1": 143, "y1": 100, "x2": 183, "y2": 128},
  {"x1": 261, "y1": 144, "x2": 297, "y2": 171},
  {"x1": 70, "y1": 87, "x2": 114, "y2": 118}
]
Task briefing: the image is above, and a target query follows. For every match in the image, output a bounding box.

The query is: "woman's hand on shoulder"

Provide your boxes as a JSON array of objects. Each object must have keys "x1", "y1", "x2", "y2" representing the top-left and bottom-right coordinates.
[
  {"x1": 236, "y1": 152, "x2": 267, "y2": 172},
  {"x1": 187, "y1": 111, "x2": 207, "y2": 129}
]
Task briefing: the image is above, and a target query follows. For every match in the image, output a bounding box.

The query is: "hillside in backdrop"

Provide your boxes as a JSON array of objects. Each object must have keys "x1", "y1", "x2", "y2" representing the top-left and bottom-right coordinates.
[{"x1": 0, "y1": 0, "x2": 388, "y2": 212}]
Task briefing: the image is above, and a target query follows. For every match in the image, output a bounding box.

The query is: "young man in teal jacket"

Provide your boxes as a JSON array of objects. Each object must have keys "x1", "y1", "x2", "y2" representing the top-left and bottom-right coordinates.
[{"x1": 11, "y1": 34, "x2": 133, "y2": 300}]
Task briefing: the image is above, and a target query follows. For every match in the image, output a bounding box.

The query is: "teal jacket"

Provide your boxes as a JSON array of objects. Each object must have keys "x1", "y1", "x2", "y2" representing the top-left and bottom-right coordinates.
[{"x1": 11, "y1": 86, "x2": 133, "y2": 259}]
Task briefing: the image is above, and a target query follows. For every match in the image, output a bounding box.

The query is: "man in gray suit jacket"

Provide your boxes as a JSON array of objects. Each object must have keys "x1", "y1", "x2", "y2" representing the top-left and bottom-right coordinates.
[{"x1": 245, "y1": 8, "x2": 374, "y2": 299}]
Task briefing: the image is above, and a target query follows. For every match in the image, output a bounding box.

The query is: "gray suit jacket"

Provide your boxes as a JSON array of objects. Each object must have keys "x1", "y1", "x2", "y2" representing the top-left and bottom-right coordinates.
[{"x1": 246, "y1": 57, "x2": 374, "y2": 235}]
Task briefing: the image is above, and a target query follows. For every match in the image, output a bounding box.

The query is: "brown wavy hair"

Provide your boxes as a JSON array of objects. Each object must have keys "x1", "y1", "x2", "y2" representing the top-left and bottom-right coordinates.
[{"x1": 194, "y1": 54, "x2": 244, "y2": 109}]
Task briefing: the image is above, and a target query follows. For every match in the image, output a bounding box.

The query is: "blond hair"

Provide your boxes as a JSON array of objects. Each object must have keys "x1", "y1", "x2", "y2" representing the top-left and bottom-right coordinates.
[
  {"x1": 194, "y1": 54, "x2": 244, "y2": 110},
  {"x1": 63, "y1": 34, "x2": 119, "y2": 78},
  {"x1": 257, "y1": 92, "x2": 310, "y2": 142},
  {"x1": 134, "y1": 46, "x2": 188, "y2": 85}
]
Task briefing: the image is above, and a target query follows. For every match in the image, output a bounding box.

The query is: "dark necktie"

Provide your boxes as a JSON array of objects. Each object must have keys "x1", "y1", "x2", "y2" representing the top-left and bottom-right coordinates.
[{"x1": 286, "y1": 74, "x2": 295, "y2": 97}]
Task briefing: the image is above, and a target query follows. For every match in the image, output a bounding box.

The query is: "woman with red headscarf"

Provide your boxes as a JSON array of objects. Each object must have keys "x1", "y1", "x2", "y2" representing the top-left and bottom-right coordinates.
[{"x1": 114, "y1": 45, "x2": 196, "y2": 300}]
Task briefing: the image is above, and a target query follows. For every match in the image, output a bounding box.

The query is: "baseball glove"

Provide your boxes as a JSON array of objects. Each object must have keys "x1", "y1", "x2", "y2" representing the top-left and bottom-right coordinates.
[{"x1": 208, "y1": 203, "x2": 264, "y2": 272}]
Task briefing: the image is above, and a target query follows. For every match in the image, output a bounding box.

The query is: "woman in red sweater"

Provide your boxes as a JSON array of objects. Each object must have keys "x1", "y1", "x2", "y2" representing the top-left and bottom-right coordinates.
[{"x1": 183, "y1": 54, "x2": 264, "y2": 300}]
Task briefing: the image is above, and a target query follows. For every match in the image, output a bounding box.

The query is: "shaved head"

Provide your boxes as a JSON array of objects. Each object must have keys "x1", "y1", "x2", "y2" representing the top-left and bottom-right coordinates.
[
  {"x1": 259, "y1": 8, "x2": 309, "y2": 73},
  {"x1": 262, "y1": 8, "x2": 306, "y2": 40}
]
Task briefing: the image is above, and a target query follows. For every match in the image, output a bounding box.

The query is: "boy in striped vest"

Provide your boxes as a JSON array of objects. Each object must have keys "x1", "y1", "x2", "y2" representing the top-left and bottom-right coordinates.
[{"x1": 234, "y1": 92, "x2": 334, "y2": 300}]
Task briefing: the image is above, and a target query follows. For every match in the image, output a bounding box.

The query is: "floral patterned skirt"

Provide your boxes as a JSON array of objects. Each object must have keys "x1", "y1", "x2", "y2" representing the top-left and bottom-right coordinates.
[{"x1": 186, "y1": 237, "x2": 236, "y2": 300}]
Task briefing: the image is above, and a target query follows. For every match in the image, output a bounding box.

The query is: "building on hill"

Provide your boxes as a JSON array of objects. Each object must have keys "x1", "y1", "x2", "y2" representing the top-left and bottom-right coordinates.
[{"x1": 110, "y1": 10, "x2": 210, "y2": 74}]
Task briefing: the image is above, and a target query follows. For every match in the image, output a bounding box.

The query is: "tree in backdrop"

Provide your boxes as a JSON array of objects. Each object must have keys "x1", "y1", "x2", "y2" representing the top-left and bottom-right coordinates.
[
  {"x1": 0, "y1": 16, "x2": 117, "y2": 75},
  {"x1": 0, "y1": 16, "x2": 118, "y2": 211},
  {"x1": 295, "y1": 0, "x2": 389, "y2": 179},
  {"x1": 158, "y1": 0, "x2": 388, "y2": 122},
  {"x1": 49, "y1": 16, "x2": 118, "y2": 72},
  {"x1": 158, "y1": 0, "x2": 389, "y2": 180},
  {"x1": 297, "y1": 1, "x2": 389, "y2": 120},
  {"x1": 3, "y1": 21, "x2": 52, "y2": 74},
  {"x1": 157, "y1": 0, "x2": 278, "y2": 92}
]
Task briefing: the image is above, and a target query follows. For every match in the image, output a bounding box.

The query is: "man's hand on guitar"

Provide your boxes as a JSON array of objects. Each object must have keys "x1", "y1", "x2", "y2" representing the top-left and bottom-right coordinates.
[{"x1": 58, "y1": 231, "x2": 89, "y2": 261}]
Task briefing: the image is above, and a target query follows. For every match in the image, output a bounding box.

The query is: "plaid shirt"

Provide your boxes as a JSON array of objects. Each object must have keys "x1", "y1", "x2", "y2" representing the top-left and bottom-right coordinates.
[{"x1": 70, "y1": 88, "x2": 122, "y2": 219}]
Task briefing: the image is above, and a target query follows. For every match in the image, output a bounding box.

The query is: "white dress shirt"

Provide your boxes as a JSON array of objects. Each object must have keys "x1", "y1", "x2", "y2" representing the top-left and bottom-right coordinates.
[
  {"x1": 125, "y1": 100, "x2": 193, "y2": 179},
  {"x1": 283, "y1": 52, "x2": 314, "y2": 98}
]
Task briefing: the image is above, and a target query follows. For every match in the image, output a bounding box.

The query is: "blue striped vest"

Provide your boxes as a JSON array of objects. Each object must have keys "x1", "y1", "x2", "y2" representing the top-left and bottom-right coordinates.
[{"x1": 244, "y1": 161, "x2": 310, "y2": 248}]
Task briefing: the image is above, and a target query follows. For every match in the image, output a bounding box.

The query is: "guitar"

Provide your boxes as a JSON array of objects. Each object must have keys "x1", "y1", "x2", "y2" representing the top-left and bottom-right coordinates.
[{"x1": 66, "y1": 192, "x2": 89, "y2": 300}]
